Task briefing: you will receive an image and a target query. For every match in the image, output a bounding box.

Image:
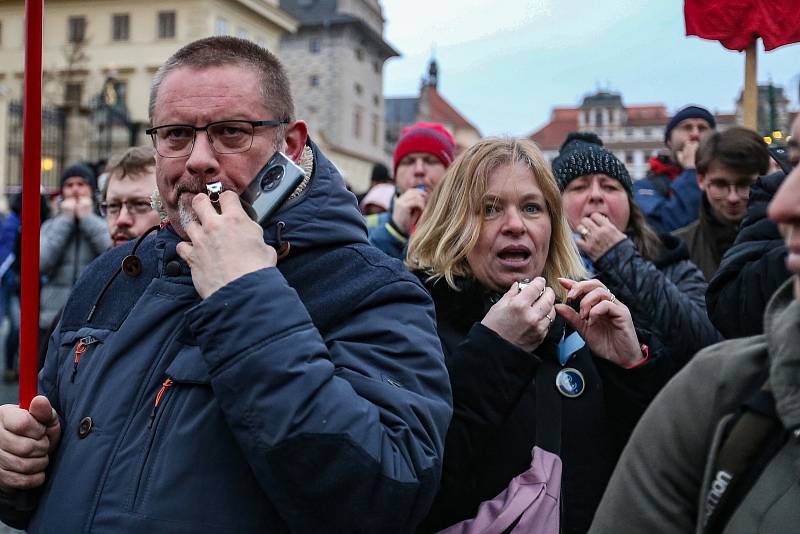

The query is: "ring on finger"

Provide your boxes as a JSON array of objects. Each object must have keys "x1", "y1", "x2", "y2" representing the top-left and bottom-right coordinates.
[
  {"x1": 608, "y1": 291, "x2": 616, "y2": 304},
  {"x1": 579, "y1": 227, "x2": 591, "y2": 239},
  {"x1": 545, "y1": 312, "x2": 554, "y2": 324}
]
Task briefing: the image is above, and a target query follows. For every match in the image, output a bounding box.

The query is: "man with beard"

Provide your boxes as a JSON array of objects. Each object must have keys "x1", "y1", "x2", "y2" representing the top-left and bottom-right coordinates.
[
  {"x1": 633, "y1": 105, "x2": 715, "y2": 233},
  {"x1": 0, "y1": 36, "x2": 451, "y2": 533},
  {"x1": 101, "y1": 146, "x2": 163, "y2": 247}
]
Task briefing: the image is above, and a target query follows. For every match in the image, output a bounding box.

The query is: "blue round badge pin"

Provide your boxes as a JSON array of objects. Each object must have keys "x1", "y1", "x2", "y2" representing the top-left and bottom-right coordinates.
[{"x1": 556, "y1": 368, "x2": 585, "y2": 398}]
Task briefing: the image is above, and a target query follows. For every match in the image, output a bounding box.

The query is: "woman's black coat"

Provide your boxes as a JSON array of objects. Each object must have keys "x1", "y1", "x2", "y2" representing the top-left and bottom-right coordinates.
[{"x1": 417, "y1": 277, "x2": 673, "y2": 534}]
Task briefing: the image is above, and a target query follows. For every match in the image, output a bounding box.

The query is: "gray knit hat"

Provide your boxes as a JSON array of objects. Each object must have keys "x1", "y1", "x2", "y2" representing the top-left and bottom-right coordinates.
[{"x1": 551, "y1": 132, "x2": 632, "y2": 193}]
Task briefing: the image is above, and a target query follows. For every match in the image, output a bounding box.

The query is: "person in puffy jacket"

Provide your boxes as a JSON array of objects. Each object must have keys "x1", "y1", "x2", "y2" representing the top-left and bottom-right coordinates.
[
  {"x1": 408, "y1": 137, "x2": 674, "y2": 534},
  {"x1": 0, "y1": 36, "x2": 452, "y2": 533},
  {"x1": 590, "y1": 144, "x2": 800, "y2": 534},
  {"x1": 632, "y1": 105, "x2": 715, "y2": 233},
  {"x1": 707, "y1": 114, "x2": 799, "y2": 338},
  {"x1": 554, "y1": 132, "x2": 721, "y2": 371},
  {"x1": 39, "y1": 163, "x2": 111, "y2": 355}
]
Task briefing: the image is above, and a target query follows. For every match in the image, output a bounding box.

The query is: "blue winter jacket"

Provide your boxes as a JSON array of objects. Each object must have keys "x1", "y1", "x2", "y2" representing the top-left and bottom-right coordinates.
[
  {"x1": 1, "y1": 142, "x2": 452, "y2": 533},
  {"x1": 366, "y1": 195, "x2": 407, "y2": 260},
  {"x1": 633, "y1": 168, "x2": 701, "y2": 234}
]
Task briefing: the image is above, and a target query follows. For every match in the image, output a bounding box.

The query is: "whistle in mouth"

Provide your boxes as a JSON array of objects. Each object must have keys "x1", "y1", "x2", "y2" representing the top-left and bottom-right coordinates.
[{"x1": 207, "y1": 181, "x2": 223, "y2": 213}]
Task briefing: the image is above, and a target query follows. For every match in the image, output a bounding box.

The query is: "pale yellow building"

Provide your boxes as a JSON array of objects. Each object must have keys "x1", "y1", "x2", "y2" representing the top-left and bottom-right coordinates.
[{"x1": 0, "y1": 0, "x2": 296, "y2": 191}]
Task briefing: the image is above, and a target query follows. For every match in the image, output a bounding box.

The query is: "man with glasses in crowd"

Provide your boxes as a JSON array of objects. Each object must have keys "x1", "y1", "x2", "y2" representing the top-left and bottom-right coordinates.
[
  {"x1": 674, "y1": 127, "x2": 769, "y2": 280},
  {"x1": 0, "y1": 36, "x2": 451, "y2": 532},
  {"x1": 101, "y1": 146, "x2": 162, "y2": 247}
]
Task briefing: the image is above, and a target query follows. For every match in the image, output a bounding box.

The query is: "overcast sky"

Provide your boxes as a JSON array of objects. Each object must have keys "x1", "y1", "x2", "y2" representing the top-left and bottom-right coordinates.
[{"x1": 380, "y1": 0, "x2": 800, "y2": 137}]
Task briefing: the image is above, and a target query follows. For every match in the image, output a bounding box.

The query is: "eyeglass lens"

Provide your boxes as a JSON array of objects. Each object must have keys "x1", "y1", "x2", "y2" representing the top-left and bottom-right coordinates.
[{"x1": 152, "y1": 121, "x2": 255, "y2": 157}]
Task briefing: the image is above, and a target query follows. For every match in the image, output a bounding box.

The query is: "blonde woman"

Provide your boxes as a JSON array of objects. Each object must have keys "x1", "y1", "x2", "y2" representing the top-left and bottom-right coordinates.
[{"x1": 408, "y1": 138, "x2": 670, "y2": 534}]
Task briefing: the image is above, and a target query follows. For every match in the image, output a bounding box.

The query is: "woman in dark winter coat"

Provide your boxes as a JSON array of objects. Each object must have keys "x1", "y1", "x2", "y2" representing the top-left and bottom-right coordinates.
[
  {"x1": 407, "y1": 138, "x2": 674, "y2": 534},
  {"x1": 554, "y1": 132, "x2": 721, "y2": 370}
]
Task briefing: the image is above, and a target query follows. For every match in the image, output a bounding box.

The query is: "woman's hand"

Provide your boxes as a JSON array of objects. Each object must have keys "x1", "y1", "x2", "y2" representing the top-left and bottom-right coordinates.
[
  {"x1": 575, "y1": 213, "x2": 626, "y2": 261},
  {"x1": 481, "y1": 276, "x2": 556, "y2": 353},
  {"x1": 554, "y1": 278, "x2": 644, "y2": 368}
]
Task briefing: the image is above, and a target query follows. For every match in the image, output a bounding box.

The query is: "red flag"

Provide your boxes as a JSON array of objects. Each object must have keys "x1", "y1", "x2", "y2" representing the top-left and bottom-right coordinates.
[{"x1": 685, "y1": 0, "x2": 800, "y2": 51}]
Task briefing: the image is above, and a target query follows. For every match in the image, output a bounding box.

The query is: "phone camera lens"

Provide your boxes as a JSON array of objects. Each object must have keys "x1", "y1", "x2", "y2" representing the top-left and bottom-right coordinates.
[{"x1": 260, "y1": 165, "x2": 284, "y2": 192}]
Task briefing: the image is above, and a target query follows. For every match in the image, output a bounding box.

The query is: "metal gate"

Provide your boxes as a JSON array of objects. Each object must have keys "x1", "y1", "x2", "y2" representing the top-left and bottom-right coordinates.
[{"x1": 6, "y1": 100, "x2": 67, "y2": 193}]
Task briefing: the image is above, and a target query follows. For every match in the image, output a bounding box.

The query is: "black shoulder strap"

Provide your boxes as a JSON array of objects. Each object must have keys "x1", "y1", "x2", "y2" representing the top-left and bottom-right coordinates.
[
  {"x1": 701, "y1": 382, "x2": 786, "y2": 534},
  {"x1": 535, "y1": 359, "x2": 562, "y2": 455}
]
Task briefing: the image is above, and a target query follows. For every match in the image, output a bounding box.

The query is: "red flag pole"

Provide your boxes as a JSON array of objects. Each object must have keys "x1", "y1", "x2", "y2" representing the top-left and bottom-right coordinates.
[{"x1": 19, "y1": 0, "x2": 43, "y2": 409}]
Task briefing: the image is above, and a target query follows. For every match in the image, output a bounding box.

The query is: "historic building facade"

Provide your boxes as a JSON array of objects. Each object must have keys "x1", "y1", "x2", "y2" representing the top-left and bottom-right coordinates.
[
  {"x1": 0, "y1": 0, "x2": 296, "y2": 191},
  {"x1": 279, "y1": 0, "x2": 398, "y2": 192},
  {"x1": 530, "y1": 91, "x2": 738, "y2": 180},
  {"x1": 385, "y1": 59, "x2": 481, "y2": 161}
]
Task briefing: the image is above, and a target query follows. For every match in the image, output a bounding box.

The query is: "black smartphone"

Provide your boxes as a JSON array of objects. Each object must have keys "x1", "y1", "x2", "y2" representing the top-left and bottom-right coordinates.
[
  {"x1": 767, "y1": 146, "x2": 791, "y2": 175},
  {"x1": 241, "y1": 151, "x2": 306, "y2": 226}
]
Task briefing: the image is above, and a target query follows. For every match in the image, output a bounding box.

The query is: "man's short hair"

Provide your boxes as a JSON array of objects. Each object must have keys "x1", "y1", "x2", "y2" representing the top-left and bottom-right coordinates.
[
  {"x1": 148, "y1": 36, "x2": 294, "y2": 133},
  {"x1": 102, "y1": 145, "x2": 156, "y2": 200},
  {"x1": 696, "y1": 127, "x2": 770, "y2": 177}
]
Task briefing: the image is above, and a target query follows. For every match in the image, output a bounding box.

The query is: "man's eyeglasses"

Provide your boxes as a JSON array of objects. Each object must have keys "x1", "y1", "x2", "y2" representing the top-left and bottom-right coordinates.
[
  {"x1": 145, "y1": 119, "x2": 289, "y2": 158},
  {"x1": 707, "y1": 181, "x2": 752, "y2": 199},
  {"x1": 100, "y1": 199, "x2": 154, "y2": 218}
]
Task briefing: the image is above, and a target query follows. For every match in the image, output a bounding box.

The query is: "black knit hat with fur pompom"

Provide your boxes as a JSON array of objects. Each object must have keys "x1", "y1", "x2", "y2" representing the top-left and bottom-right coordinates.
[{"x1": 551, "y1": 132, "x2": 632, "y2": 193}]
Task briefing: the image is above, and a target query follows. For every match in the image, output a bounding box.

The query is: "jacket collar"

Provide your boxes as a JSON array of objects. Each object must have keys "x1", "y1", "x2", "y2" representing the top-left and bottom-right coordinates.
[{"x1": 764, "y1": 278, "x2": 800, "y2": 430}]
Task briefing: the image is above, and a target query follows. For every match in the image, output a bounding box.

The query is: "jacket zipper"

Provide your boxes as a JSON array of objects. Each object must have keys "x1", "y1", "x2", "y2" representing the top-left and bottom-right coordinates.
[
  {"x1": 148, "y1": 377, "x2": 174, "y2": 429},
  {"x1": 71, "y1": 336, "x2": 99, "y2": 383}
]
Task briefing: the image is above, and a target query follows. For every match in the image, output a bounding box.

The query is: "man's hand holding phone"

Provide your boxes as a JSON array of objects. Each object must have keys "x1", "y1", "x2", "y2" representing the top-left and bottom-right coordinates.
[{"x1": 176, "y1": 191, "x2": 277, "y2": 299}]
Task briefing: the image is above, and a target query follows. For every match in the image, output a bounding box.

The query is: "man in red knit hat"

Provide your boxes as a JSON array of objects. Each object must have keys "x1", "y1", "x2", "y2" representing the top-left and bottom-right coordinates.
[{"x1": 367, "y1": 122, "x2": 455, "y2": 259}]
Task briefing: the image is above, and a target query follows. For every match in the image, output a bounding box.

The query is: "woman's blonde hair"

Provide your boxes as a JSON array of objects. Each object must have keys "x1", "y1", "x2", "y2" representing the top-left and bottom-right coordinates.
[{"x1": 406, "y1": 137, "x2": 586, "y2": 300}]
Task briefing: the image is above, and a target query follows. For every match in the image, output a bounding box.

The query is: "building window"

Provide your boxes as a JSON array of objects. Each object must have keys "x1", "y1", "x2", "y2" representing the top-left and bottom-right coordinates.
[
  {"x1": 371, "y1": 114, "x2": 379, "y2": 146},
  {"x1": 594, "y1": 110, "x2": 602, "y2": 127},
  {"x1": 643, "y1": 127, "x2": 652, "y2": 137},
  {"x1": 112, "y1": 14, "x2": 129, "y2": 41},
  {"x1": 158, "y1": 11, "x2": 176, "y2": 39},
  {"x1": 309, "y1": 38, "x2": 321, "y2": 53},
  {"x1": 373, "y1": 61, "x2": 380, "y2": 74},
  {"x1": 625, "y1": 152, "x2": 634, "y2": 164},
  {"x1": 353, "y1": 108, "x2": 362, "y2": 138},
  {"x1": 354, "y1": 83, "x2": 363, "y2": 96},
  {"x1": 373, "y1": 95, "x2": 379, "y2": 107},
  {"x1": 237, "y1": 28, "x2": 248, "y2": 40},
  {"x1": 215, "y1": 17, "x2": 227, "y2": 36},
  {"x1": 64, "y1": 82, "x2": 83, "y2": 107},
  {"x1": 309, "y1": 75, "x2": 320, "y2": 87},
  {"x1": 355, "y1": 48, "x2": 364, "y2": 61},
  {"x1": 68, "y1": 16, "x2": 87, "y2": 43}
]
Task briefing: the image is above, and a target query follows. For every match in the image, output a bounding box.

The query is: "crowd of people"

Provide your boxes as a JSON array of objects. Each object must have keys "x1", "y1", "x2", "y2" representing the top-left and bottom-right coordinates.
[{"x1": 0, "y1": 35, "x2": 797, "y2": 533}]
